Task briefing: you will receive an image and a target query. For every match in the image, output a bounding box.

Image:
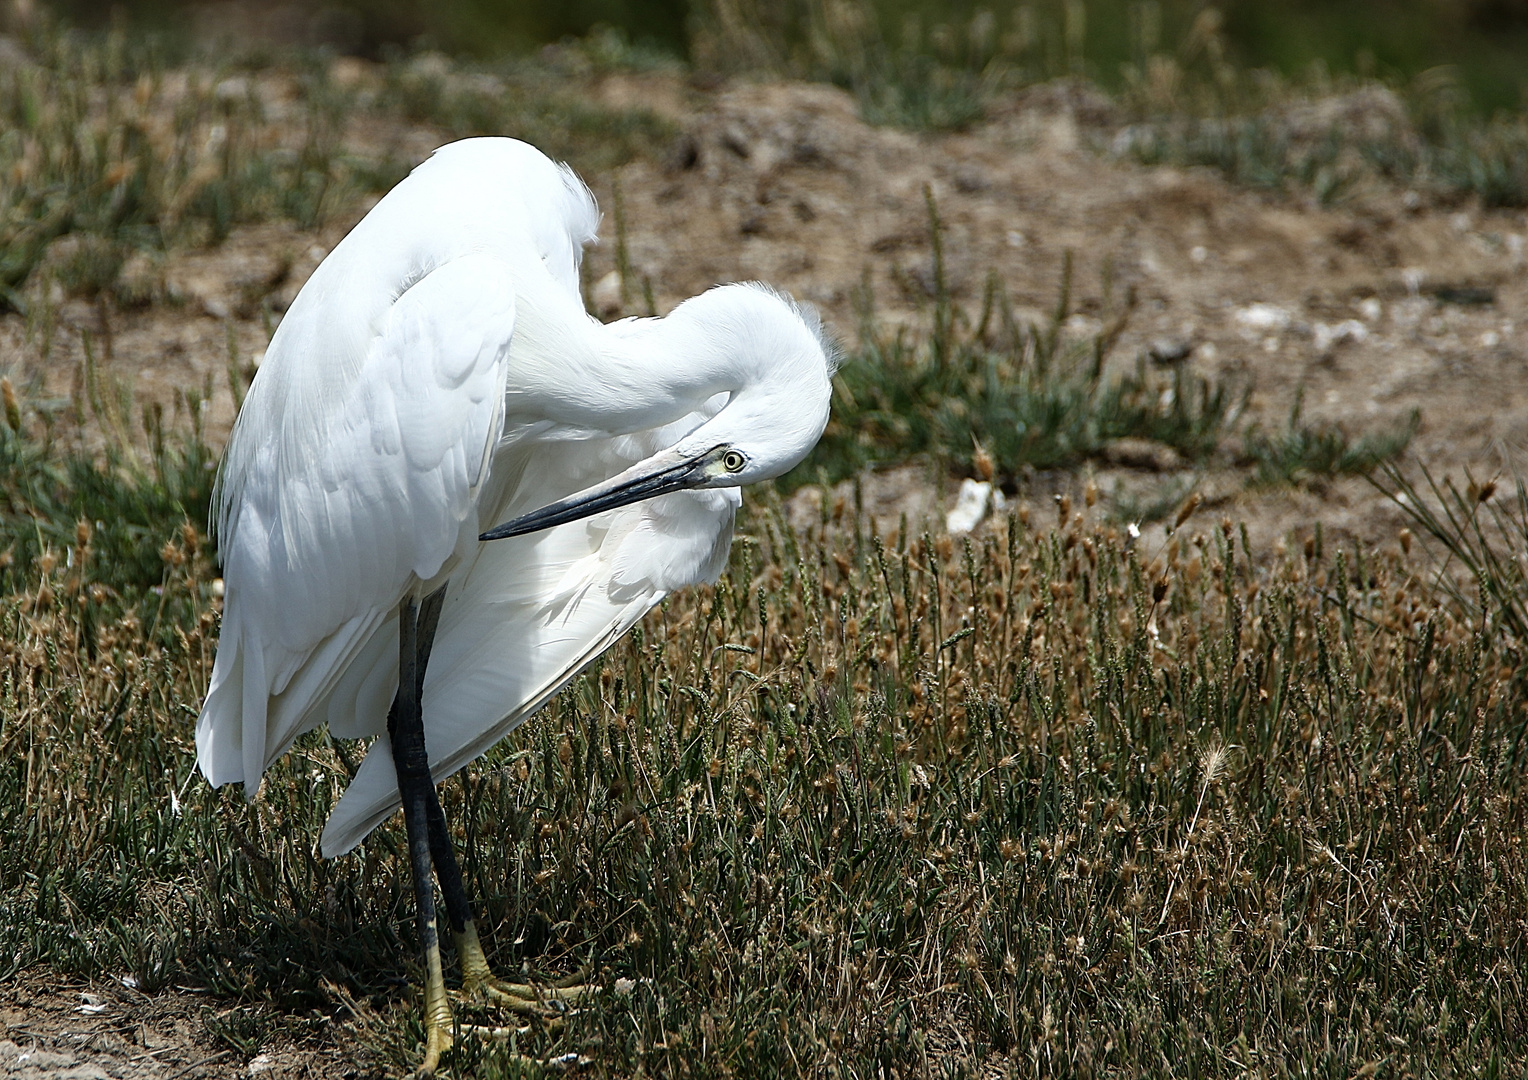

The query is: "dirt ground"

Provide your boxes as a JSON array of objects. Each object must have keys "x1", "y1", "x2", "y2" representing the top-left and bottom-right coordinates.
[
  {"x1": 4, "y1": 61, "x2": 1527, "y2": 1077},
  {"x1": 7, "y1": 67, "x2": 1527, "y2": 555},
  {"x1": 0, "y1": 976, "x2": 368, "y2": 1079}
]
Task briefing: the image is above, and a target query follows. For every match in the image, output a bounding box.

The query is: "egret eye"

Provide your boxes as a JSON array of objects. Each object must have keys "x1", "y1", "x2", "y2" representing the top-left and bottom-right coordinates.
[{"x1": 722, "y1": 449, "x2": 747, "y2": 473}]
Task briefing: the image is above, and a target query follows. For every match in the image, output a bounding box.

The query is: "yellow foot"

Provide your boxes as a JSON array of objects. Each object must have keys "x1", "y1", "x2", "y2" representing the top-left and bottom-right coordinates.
[
  {"x1": 454, "y1": 921, "x2": 591, "y2": 1020},
  {"x1": 416, "y1": 1014, "x2": 451, "y2": 1078},
  {"x1": 413, "y1": 928, "x2": 455, "y2": 1078}
]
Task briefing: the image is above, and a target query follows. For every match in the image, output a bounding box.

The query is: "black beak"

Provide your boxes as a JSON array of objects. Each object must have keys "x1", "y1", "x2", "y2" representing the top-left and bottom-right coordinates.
[{"x1": 480, "y1": 445, "x2": 719, "y2": 541}]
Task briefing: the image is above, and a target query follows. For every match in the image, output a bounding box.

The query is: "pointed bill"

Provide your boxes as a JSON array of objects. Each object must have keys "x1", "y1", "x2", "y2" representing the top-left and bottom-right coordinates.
[{"x1": 480, "y1": 444, "x2": 726, "y2": 541}]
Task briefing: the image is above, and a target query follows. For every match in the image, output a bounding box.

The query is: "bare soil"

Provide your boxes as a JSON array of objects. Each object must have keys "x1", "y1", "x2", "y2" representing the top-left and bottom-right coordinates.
[
  {"x1": 0, "y1": 976, "x2": 370, "y2": 1079},
  {"x1": 5, "y1": 63, "x2": 1527, "y2": 1075}
]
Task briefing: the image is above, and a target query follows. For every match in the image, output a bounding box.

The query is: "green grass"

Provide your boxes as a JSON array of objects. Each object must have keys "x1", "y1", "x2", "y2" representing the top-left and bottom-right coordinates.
[
  {"x1": 1119, "y1": 84, "x2": 1528, "y2": 209},
  {"x1": 0, "y1": 23, "x2": 366, "y2": 312},
  {"x1": 1241, "y1": 390, "x2": 1419, "y2": 490},
  {"x1": 806, "y1": 213, "x2": 1409, "y2": 496},
  {"x1": 378, "y1": 49, "x2": 676, "y2": 173},
  {"x1": 1377, "y1": 462, "x2": 1528, "y2": 653},
  {"x1": 694, "y1": 0, "x2": 1528, "y2": 206},
  {"x1": 0, "y1": 373, "x2": 216, "y2": 599},
  {"x1": 806, "y1": 197, "x2": 1247, "y2": 489}
]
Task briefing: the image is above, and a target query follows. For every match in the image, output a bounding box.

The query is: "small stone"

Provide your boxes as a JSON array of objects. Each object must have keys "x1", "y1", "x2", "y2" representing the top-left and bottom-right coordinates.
[
  {"x1": 1146, "y1": 337, "x2": 1194, "y2": 366},
  {"x1": 1102, "y1": 438, "x2": 1183, "y2": 472},
  {"x1": 1234, "y1": 303, "x2": 1291, "y2": 333}
]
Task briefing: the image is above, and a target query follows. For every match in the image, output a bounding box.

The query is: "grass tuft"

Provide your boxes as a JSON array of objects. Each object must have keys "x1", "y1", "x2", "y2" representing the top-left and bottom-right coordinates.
[
  {"x1": 1242, "y1": 389, "x2": 1419, "y2": 489},
  {"x1": 810, "y1": 243, "x2": 1247, "y2": 489},
  {"x1": 1377, "y1": 461, "x2": 1528, "y2": 651},
  {"x1": 0, "y1": 377, "x2": 215, "y2": 598},
  {"x1": 0, "y1": 26, "x2": 676, "y2": 312},
  {"x1": 378, "y1": 50, "x2": 677, "y2": 173}
]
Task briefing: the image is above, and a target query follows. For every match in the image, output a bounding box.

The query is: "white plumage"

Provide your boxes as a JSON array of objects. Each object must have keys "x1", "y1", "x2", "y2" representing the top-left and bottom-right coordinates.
[{"x1": 196, "y1": 137, "x2": 833, "y2": 860}]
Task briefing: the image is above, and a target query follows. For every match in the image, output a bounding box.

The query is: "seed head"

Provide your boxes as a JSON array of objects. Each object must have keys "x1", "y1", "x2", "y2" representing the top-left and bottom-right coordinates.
[
  {"x1": 1199, "y1": 741, "x2": 1228, "y2": 787},
  {"x1": 1172, "y1": 492, "x2": 1202, "y2": 532},
  {"x1": 1, "y1": 378, "x2": 19, "y2": 433},
  {"x1": 972, "y1": 443, "x2": 995, "y2": 482}
]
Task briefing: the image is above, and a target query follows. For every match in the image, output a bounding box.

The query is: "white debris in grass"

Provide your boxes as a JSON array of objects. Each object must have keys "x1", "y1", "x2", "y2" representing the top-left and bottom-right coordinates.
[
  {"x1": 1234, "y1": 303, "x2": 1292, "y2": 334},
  {"x1": 947, "y1": 478, "x2": 1008, "y2": 535}
]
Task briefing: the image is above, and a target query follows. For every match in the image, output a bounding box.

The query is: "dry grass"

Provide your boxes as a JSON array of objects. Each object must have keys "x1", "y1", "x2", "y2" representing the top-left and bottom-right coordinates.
[
  {"x1": 2, "y1": 379, "x2": 1526, "y2": 1074},
  {"x1": 0, "y1": 19, "x2": 673, "y2": 316}
]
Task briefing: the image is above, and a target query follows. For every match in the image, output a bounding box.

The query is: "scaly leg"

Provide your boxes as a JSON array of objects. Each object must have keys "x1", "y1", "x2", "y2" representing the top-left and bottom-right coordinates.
[
  {"x1": 388, "y1": 589, "x2": 453, "y2": 1076},
  {"x1": 423, "y1": 752, "x2": 588, "y2": 1017},
  {"x1": 390, "y1": 586, "x2": 588, "y2": 1073}
]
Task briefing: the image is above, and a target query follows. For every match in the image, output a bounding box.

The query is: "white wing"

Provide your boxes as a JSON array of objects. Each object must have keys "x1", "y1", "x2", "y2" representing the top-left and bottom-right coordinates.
[
  {"x1": 196, "y1": 254, "x2": 517, "y2": 793},
  {"x1": 316, "y1": 415, "x2": 739, "y2": 857}
]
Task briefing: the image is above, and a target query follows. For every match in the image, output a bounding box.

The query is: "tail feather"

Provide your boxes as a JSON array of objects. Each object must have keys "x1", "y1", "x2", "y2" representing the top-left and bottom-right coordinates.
[{"x1": 196, "y1": 620, "x2": 247, "y2": 789}]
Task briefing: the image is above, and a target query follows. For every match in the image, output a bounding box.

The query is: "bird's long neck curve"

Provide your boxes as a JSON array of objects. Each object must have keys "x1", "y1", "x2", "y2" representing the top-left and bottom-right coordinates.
[{"x1": 504, "y1": 286, "x2": 756, "y2": 437}]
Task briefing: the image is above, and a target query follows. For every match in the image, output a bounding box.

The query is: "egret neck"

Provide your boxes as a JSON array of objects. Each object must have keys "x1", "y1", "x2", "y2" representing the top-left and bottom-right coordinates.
[{"x1": 487, "y1": 282, "x2": 834, "y2": 539}]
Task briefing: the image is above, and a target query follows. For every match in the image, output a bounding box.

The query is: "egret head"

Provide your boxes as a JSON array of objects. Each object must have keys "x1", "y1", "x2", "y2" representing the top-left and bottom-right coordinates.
[{"x1": 482, "y1": 284, "x2": 835, "y2": 540}]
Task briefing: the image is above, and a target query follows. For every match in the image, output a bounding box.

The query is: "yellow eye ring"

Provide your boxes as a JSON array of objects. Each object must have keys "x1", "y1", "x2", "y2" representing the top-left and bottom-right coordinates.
[{"x1": 722, "y1": 450, "x2": 747, "y2": 473}]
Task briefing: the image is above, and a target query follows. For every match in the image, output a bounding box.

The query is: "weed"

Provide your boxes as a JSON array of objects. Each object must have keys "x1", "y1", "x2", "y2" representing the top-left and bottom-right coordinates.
[
  {"x1": 1118, "y1": 42, "x2": 1528, "y2": 207},
  {"x1": 693, "y1": 0, "x2": 1016, "y2": 130},
  {"x1": 0, "y1": 21, "x2": 376, "y2": 310},
  {"x1": 0, "y1": 27, "x2": 673, "y2": 312},
  {"x1": 695, "y1": 0, "x2": 1528, "y2": 204},
  {"x1": 378, "y1": 50, "x2": 676, "y2": 174},
  {"x1": 0, "y1": 377, "x2": 215, "y2": 598},
  {"x1": 1377, "y1": 461, "x2": 1528, "y2": 650},
  {"x1": 1242, "y1": 389, "x2": 1418, "y2": 488},
  {"x1": 810, "y1": 237, "x2": 1245, "y2": 486}
]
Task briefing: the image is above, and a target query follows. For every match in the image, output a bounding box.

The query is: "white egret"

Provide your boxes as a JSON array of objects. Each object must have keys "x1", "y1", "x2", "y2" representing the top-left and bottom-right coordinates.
[{"x1": 195, "y1": 137, "x2": 834, "y2": 1073}]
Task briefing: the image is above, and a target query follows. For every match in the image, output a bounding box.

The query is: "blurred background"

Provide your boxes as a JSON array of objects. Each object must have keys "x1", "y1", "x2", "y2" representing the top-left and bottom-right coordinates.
[{"x1": 23, "y1": 0, "x2": 1528, "y2": 114}]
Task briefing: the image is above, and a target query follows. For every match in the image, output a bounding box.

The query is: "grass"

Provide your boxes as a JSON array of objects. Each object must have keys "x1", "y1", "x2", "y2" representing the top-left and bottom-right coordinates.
[
  {"x1": 1377, "y1": 463, "x2": 1528, "y2": 653},
  {"x1": 0, "y1": 22, "x2": 362, "y2": 311},
  {"x1": 1117, "y1": 71, "x2": 1528, "y2": 209},
  {"x1": 3, "y1": 412, "x2": 1527, "y2": 1074},
  {"x1": 0, "y1": 22, "x2": 674, "y2": 312},
  {"x1": 377, "y1": 47, "x2": 676, "y2": 173},
  {"x1": 0, "y1": 372, "x2": 217, "y2": 598},
  {"x1": 1241, "y1": 389, "x2": 1418, "y2": 490},
  {"x1": 693, "y1": 0, "x2": 1528, "y2": 207},
  {"x1": 0, "y1": 249, "x2": 1498, "y2": 1077},
  {"x1": 807, "y1": 192, "x2": 1246, "y2": 487},
  {"x1": 0, "y1": 317, "x2": 1520, "y2": 1075}
]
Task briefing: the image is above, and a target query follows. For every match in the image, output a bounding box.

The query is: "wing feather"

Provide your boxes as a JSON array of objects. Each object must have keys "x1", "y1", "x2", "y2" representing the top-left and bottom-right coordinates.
[{"x1": 197, "y1": 254, "x2": 517, "y2": 793}]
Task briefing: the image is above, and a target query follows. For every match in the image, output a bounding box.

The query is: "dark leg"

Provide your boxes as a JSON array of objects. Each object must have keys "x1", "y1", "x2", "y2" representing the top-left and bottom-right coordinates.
[
  {"x1": 426, "y1": 795, "x2": 474, "y2": 935},
  {"x1": 388, "y1": 590, "x2": 452, "y2": 1075},
  {"x1": 388, "y1": 586, "x2": 586, "y2": 1060},
  {"x1": 409, "y1": 589, "x2": 477, "y2": 939}
]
